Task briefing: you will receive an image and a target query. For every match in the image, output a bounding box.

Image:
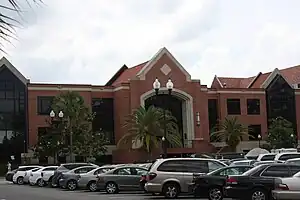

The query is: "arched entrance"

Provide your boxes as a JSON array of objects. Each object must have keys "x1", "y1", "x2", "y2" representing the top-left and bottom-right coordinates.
[{"x1": 140, "y1": 88, "x2": 194, "y2": 147}]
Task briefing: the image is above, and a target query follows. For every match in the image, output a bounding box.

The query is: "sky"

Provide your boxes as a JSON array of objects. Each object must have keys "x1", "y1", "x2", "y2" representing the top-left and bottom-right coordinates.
[{"x1": 1, "y1": 0, "x2": 300, "y2": 86}]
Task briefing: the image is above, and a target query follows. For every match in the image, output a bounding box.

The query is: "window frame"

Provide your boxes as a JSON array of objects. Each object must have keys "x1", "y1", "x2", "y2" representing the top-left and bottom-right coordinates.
[
  {"x1": 37, "y1": 96, "x2": 54, "y2": 115},
  {"x1": 226, "y1": 99, "x2": 241, "y2": 115},
  {"x1": 247, "y1": 99, "x2": 260, "y2": 115}
]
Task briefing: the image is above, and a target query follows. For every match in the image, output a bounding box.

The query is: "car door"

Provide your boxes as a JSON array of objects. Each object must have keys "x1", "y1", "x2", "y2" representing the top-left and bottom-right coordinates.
[
  {"x1": 182, "y1": 160, "x2": 209, "y2": 193},
  {"x1": 112, "y1": 167, "x2": 133, "y2": 190},
  {"x1": 129, "y1": 167, "x2": 148, "y2": 190}
]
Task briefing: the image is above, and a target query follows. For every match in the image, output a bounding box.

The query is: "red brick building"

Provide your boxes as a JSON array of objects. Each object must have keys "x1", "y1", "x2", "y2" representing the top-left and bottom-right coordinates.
[{"x1": 0, "y1": 47, "x2": 299, "y2": 163}]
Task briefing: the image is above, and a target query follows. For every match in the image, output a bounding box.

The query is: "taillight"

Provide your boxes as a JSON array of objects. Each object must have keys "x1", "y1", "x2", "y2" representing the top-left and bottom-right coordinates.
[
  {"x1": 226, "y1": 177, "x2": 238, "y2": 184},
  {"x1": 277, "y1": 183, "x2": 289, "y2": 190},
  {"x1": 146, "y1": 173, "x2": 157, "y2": 181}
]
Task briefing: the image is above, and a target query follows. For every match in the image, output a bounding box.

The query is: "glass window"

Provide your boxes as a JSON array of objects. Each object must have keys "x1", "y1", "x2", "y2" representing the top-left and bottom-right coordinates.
[
  {"x1": 220, "y1": 168, "x2": 240, "y2": 176},
  {"x1": 37, "y1": 96, "x2": 54, "y2": 115},
  {"x1": 280, "y1": 154, "x2": 300, "y2": 161},
  {"x1": 227, "y1": 99, "x2": 241, "y2": 115},
  {"x1": 261, "y1": 155, "x2": 275, "y2": 161},
  {"x1": 135, "y1": 168, "x2": 148, "y2": 175},
  {"x1": 248, "y1": 125, "x2": 262, "y2": 141},
  {"x1": 43, "y1": 167, "x2": 57, "y2": 171},
  {"x1": 208, "y1": 99, "x2": 219, "y2": 133},
  {"x1": 74, "y1": 167, "x2": 95, "y2": 174},
  {"x1": 208, "y1": 161, "x2": 224, "y2": 172},
  {"x1": 289, "y1": 166, "x2": 300, "y2": 175},
  {"x1": 247, "y1": 99, "x2": 260, "y2": 115},
  {"x1": 0, "y1": 99, "x2": 14, "y2": 113},
  {"x1": 157, "y1": 160, "x2": 186, "y2": 172},
  {"x1": 261, "y1": 166, "x2": 289, "y2": 177},
  {"x1": 114, "y1": 168, "x2": 131, "y2": 175},
  {"x1": 184, "y1": 160, "x2": 209, "y2": 173}
]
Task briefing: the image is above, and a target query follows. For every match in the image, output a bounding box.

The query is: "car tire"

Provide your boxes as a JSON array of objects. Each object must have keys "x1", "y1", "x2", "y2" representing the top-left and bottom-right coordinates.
[
  {"x1": 250, "y1": 188, "x2": 267, "y2": 200},
  {"x1": 105, "y1": 182, "x2": 119, "y2": 194},
  {"x1": 37, "y1": 179, "x2": 45, "y2": 187},
  {"x1": 88, "y1": 181, "x2": 98, "y2": 192},
  {"x1": 208, "y1": 187, "x2": 223, "y2": 200},
  {"x1": 67, "y1": 180, "x2": 77, "y2": 191},
  {"x1": 163, "y1": 182, "x2": 180, "y2": 199},
  {"x1": 17, "y1": 177, "x2": 24, "y2": 185}
]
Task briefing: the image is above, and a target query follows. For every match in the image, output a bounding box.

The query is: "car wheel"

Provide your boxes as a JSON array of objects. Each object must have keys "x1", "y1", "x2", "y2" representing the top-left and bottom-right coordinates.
[
  {"x1": 17, "y1": 177, "x2": 24, "y2": 185},
  {"x1": 105, "y1": 182, "x2": 119, "y2": 194},
  {"x1": 67, "y1": 180, "x2": 77, "y2": 191},
  {"x1": 163, "y1": 182, "x2": 180, "y2": 199},
  {"x1": 88, "y1": 181, "x2": 98, "y2": 192},
  {"x1": 208, "y1": 187, "x2": 223, "y2": 200},
  {"x1": 251, "y1": 188, "x2": 267, "y2": 200},
  {"x1": 37, "y1": 179, "x2": 44, "y2": 187}
]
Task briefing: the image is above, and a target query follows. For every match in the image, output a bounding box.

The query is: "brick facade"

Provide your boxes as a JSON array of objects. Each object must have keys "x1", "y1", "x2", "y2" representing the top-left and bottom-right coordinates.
[{"x1": 1, "y1": 47, "x2": 300, "y2": 163}]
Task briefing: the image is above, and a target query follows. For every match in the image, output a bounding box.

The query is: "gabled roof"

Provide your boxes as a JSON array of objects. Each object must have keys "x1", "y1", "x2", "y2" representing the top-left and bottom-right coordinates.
[
  {"x1": 213, "y1": 64, "x2": 300, "y2": 89},
  {"x1": 0, "y1": 57, "x2": 29, "y2": 85}
]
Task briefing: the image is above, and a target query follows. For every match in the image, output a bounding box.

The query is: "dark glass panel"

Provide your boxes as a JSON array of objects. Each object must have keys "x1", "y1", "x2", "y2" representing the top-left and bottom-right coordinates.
[
  {"x1": 92, "y1": 98, "x2": 115, "y2": 144},
  {"x1": 37, "y1": 96, "x2": 54, "y2": 115},
  {"x1": 208, "y1": 99, "x2": 219, "y2": 133},
  {"x1": 0, "y1": 99, "x2": 14, "y2": 113},
  {"x1": 248, "y1": 125, "x2": 261, "y2": 140},
  {"x1": 227, "y1": 99, "x2": 241, "y2": 115}
]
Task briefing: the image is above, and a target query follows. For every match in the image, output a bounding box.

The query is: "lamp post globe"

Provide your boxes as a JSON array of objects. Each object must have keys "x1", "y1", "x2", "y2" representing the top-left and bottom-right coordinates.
[
  {"x1": 153, "y1": 78, "x2": 161, "y2": 95},
  {"x1": 50, "y1": 110, "x2": 55, "y2": 118},
  {"x1": 258, "y1": 134, "x2": 262, "y2": 139},
  {"x1": 58, "y1": 111, "x2": 64, "y2": 118},
  {"x1": 162, "y1": 136, "x2": 165, "y2": 141},
  {"x1": 166, "y1": 78, "x2": 174, "y2": 94}
]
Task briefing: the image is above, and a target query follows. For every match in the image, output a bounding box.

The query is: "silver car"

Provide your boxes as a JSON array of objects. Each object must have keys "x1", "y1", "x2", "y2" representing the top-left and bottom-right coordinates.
[
  {"x1": 144, "y1": 158, "x2": 227, "y2": 198},
  {"x1": 272, "y1": 171, "x2": 300, "y2": 199},
  {"x1": 77, "y1": 165, "x2": 116, "y2": 192},
  {"x1": 96, "y1": 166, "x2": 148, "y2": 194}
]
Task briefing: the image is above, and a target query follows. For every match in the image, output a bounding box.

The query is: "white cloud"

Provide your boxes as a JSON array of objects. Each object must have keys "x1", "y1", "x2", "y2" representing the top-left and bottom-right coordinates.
[{"x1": 2, "y1": 0, "x2": 300, "y2": 86}]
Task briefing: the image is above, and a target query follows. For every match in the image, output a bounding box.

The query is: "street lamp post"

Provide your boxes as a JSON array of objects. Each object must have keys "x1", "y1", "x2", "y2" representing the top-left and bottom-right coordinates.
[
  {"x1": 258, "y1": 134, "x2": 262, "y2": 148},
  {"x1": 153, "y1": 78, "x2": 174, "y2": 159},
  {"x1": 49, "y1": 110, "x2": 72, "y2": 162}
]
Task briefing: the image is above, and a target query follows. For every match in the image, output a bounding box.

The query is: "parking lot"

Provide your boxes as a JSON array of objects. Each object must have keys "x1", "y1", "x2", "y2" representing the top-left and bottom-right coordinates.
[{"x1": 0, "y1": 180, "x2": 232, "y2": 200}]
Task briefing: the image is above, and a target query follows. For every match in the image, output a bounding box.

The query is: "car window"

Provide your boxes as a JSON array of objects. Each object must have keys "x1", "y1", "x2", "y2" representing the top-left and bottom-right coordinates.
[
  {"x1": 157, "y1": 160, "x2": 186, "y2": 172},
  {"x1": 64, "y1": 164, "x2": 87, "y2": 170},
  {"x1": 185, "y1": 160, "x2": 209, "y2": 173},
  {"x1": 32, "y1": 168, "x2": 40, "y2": 172},
  {"x1": 261, "y1": 166, "x2": 289, "y2": 177},
  {"x1": 43, "y1": 167, "x2": 57, "y2": 171},
  {"x1": 288, "y1": 160, "x2": 300, "y2": 165},
  {"x1": 114, "y1": 168, "x2": 131, "y2": 175},
  {"x1": 289, "y1": 166, "x2": 300, "y2": 175},
  {"x1": 208, "y1": 161, "x2": 224, "y2": 172},
  {"x1": 261, "y1": 155, "x2": 275, "y2": 161},
  {"x1": 94, "y1": 167, "x2": 114, "y2": 175},
  {"x1": 135, "y1": 168, "x2": 148, "y2": 175},
  {"x1": 279, "y1": 154, "x2": 300, "y2": 161},
  {"x1": 74, "y1": 167, "x2": 95, "y2": 174}
]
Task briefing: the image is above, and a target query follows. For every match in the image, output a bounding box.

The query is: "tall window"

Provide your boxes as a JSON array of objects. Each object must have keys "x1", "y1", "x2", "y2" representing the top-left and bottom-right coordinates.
[
  {"x1": 248, "y1": 125, "x2": 261, "y2": 140},
  {"x1": 247, "y1": 99, "x2": 260, "y2": 115},
  {"x1": 227, "y1": 99, "x2": 241, "y2": 115},
  {"x1": 208, "y1": 99, "x2": 219, "y2": 133},
  {"x1": 37, "y1": 96, "x2": 54, "y2": 115},
  {"x1": 92, "y1": 98, "x2": 115, "y2": 144}
]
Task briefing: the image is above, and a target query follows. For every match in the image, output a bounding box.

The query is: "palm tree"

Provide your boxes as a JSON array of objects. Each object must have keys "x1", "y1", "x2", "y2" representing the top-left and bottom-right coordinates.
[
  {"x1": 117, "y1": 106, "x2": 182, "y2": 158},
  {"x1": 1, "y1": 0, "x2": 42, "y2": 52},
  {"x1": 211, "y1": 117, "x2": 251, "y2": 152}
]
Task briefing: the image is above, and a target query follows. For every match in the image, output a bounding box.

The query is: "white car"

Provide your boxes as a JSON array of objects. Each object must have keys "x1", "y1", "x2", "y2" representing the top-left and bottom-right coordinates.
[
  {"x1": 23, "y1": 167, "x2": 43, "y2": 184},
  {"x1": 29, "y1": 166, "x2": 57, "y2": 186},
  {"x1": 12, "y1": 165, "x2": 41, "y2": 185},
  {"x1": 41, "y1": 166, "x2": 58, "y2": 184},
  {"x1": 272, "y1": 171, "x2": 300, "y2": 199},
  {"x1": 274, "y1": 153, "x2": 300, "y2": 163}
]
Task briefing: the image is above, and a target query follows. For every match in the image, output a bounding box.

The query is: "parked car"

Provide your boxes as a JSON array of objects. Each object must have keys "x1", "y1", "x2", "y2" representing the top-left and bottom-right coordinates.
[
  {"x1": 6, "y1": 166, "x2": 33, "y2": 182},
  {"x1": 29, "y1": 166, "x2": 58, "y2": 187},
  {"x1": 253, "y1": 160, "x2": 275, "y2": 166},
  {"x1": 224, "y1": 163, "x2": 300, "y2": 200},
  {"x1": 77, "y1": 165, "x2": 116, "y2": 192},
  {"x1": 41, "y1": 166, "x2": 58, "y2": 186},
  {"x1": 285, "y1": 158, "x2": 300, "y2": 165},
  {"x1": 58, "y1": 166, "x2": 98, "y2": 190},
  {"x1": 144, "y1": 158, "x2": 227, "y2": 198},
  {"x1": 272, "y1": 171, "x2": 300, "y2": 200},
  {"x1": 97, "y1": 166, "x2": 148, "y2": 194},
  {"x1": 274, "y1": 153, "x2": 300, "y2": 163},
  {"x1": 12, "y1": 165, "x2": 41, "y2": 185},
  {"x1": 23, "y1": 167, "x2": 43, "y2": 184},
  {"x1": 230, "y1": 159, "x2": 257, "y2": 166},
  {"x1": 192, "y1": 165, "x2": 252, "y2": 200},
  {"x1": 257, "y1": 153, "x2": 277, "y2": 161},
  {"x1": 51, "y1": 163, "x2": 98, "y2": 187}
]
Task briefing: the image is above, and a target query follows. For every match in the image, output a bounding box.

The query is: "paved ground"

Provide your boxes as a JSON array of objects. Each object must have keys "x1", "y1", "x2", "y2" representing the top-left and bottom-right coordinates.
[{"x1": 0, "y1": 180, "x2": 232, "y2": 200}]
